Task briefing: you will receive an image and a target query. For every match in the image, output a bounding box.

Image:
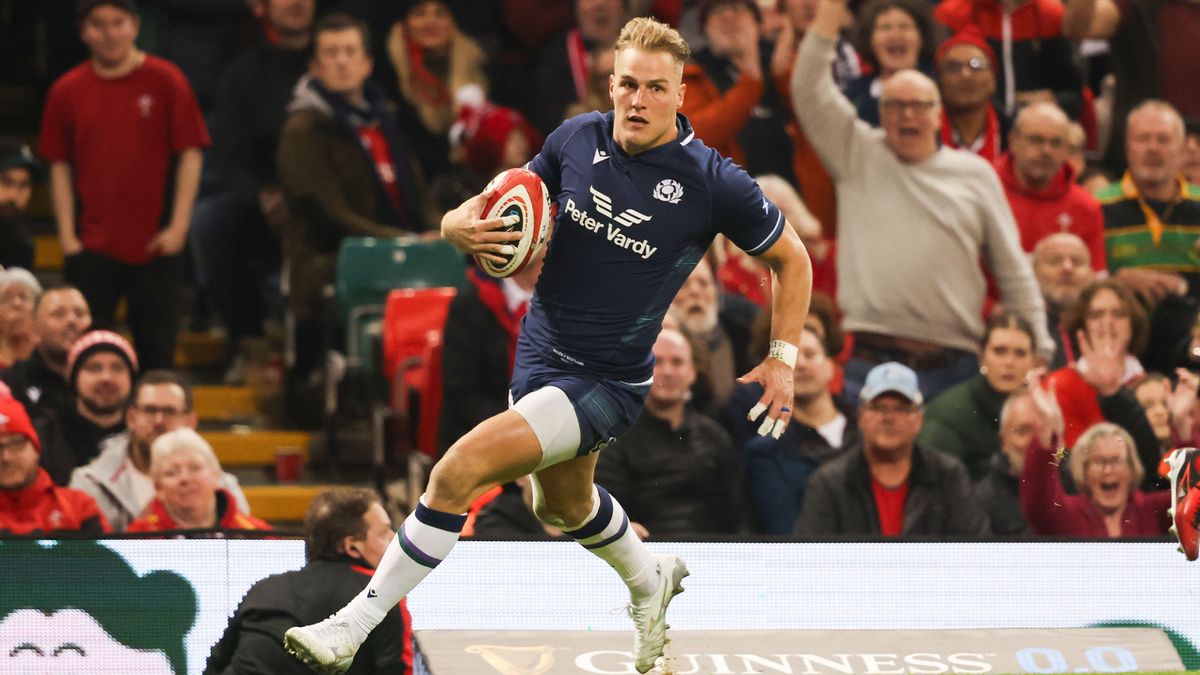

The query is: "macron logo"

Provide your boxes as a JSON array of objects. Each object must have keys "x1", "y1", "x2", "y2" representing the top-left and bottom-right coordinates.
[
  {"x1": 593, "y1": 148, "x2": 609, "y2": 164},
  {"x1": 367, "y1": 588, "x2": 378, "y2": 598}
]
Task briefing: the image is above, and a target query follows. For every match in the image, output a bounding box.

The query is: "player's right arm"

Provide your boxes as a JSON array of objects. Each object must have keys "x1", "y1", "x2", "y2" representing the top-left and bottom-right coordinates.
[
  {"x1": 712, "y1": 164, "x2": 810, "y2": 439},
  {"x1": 442, "y1": 113, "x2": 581, "y2": 262},
  {"x1": 739, "y1": 224, "x2": 811, "y2": 439}
]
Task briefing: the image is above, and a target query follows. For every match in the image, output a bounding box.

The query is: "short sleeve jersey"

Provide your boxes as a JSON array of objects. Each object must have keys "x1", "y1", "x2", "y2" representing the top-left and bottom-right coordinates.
[
  {"x1": 39, "y1": 55, "x2": 210, "y2": 265},
  {"x1": 524, "y1": 111, "x2": 784, "y2": 382}
]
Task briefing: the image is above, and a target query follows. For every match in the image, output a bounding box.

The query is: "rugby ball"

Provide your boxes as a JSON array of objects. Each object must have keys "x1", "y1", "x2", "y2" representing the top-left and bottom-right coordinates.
[{"x1": 476, "y1": 168, "x2": 552, "y2": 278}]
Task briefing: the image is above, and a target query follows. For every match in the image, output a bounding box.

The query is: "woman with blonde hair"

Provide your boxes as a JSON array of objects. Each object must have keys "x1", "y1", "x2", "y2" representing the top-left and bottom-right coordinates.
[
  {"x1": 1020, "y1": 369, "x2": 1170, "y2": 538},
  {"x1": 128, "y1": 428, "x2": 270, "y2": 533},
  {"x1": 387, "y1": 1, "x2": 487, "y2": 140},
  {"x1": 0, "y1": 268, "x2": 40, "y2": 369}
]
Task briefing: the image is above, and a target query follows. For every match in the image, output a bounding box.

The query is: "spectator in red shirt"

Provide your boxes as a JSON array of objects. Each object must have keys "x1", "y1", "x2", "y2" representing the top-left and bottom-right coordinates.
[
  {"x1": 1044, "y1": 279, "x2": 1163, "y2": 489},
  {"x1": 0, "y1": 395, "x2": 110, "y2": 535},
  {"x1": 936, "y1": 33, "x2": 1004, "y2": 162},
  {"x1": 1021, "y1": 372, "x2": 1170, "y2": 538},
  {"x1": 996, "y1": 102, "x2": 1107, "y2": 269},
  {"x1": 38, "y1": 0, "x2": 209, "y2": 371},
  {"x1": 933, "y1": 0, "x2": 1091, "y2": 122},
  {"x1": 127, "y1": 428, "x2": 270, "y2": 533}
]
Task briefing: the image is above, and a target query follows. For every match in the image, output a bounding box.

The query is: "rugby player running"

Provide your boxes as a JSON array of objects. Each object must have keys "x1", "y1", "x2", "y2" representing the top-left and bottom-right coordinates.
[{"x1": 285, "y1": 16, "x2": 812, "y2": 674}]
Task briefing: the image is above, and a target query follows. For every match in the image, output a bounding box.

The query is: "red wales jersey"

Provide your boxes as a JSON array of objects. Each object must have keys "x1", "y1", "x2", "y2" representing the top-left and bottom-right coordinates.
[{"x1": 39, "y1": 55, "x2": 210, "y2": 264}]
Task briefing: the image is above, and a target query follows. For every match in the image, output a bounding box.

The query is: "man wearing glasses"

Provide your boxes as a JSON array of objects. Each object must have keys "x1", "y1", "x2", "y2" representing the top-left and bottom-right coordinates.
[
  {"x1": 0, "y1": 394, "x2": 110, "y2": 535},
  {"x1": 69, "y1": 369, "x2": 249, "y2": 531},
  {"x1": 794, "y1": 362, "x2": 988, "y2": 535},
  {"x1": 791, "y1": 0, "x2": 1053, "y2": 405},
  {"x1": 995, "y1": 102, "x2": 1106, "y2": 270},
  {"x1": 935, "y1": 33, "x2": 1003, "y2": 162}
]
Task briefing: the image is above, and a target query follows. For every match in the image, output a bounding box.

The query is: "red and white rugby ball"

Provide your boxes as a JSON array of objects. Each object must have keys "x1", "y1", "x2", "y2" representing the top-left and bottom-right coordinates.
[{"x1": 476, "y1": 167, "x2": 552, "y2": 278}]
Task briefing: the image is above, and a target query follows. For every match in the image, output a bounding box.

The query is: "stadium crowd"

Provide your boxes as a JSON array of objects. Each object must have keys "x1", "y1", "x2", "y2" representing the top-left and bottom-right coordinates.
[{"x1": 1, "y1": 0, "x2": 1199, "y2": 557}]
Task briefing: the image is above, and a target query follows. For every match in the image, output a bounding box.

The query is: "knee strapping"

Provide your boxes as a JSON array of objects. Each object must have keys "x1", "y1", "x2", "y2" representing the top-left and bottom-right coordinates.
[{"x1": 510, "y1": 386, "x2": 583, "y2": 471}]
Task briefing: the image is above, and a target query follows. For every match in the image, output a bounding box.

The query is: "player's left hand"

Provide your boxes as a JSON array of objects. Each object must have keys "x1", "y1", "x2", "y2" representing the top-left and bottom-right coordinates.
[{"x1": 738, "y1": 357, "x2": 794, "y2": 439}]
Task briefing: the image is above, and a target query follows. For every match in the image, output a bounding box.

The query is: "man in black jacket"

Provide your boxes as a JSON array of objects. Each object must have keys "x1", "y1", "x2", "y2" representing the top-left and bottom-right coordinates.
[
  {"x1": 745, "y1": 327, "x2": 858, "y2": 534},
  {"x1": 0, "y1": 141, "x2": 43, "y2": 270},
  {"x1": 1, "y1": 286, "x2": 91, "y2": 424},
  {"x1": 976, "y1": 387, "x2": 1036, "y2": 535},
  {"x1": 795, "y1": 361, "x2": 989, "y2": 536},
  {"x1": 192, "y1": 0, "x2": 315, "y2": 380},
  {"x1": 278, "y1": 13, "x2": 424, "y2": 379},
  {"x1": 595, "y1": 328, "x2": 740, "y2": 537},
  {"x1": 206, "y1": 487, "x2": 412, "y2": 674}
]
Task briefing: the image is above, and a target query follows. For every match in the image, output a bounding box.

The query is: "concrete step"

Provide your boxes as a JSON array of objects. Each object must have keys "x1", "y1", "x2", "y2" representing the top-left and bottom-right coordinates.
[
  {"x1": 193, "y1": 385, "x2": 258, "y2": 423},
  {"x1": 176, "y1": 331, "x2": 227, "y2": 369},
  {"x1": 34, "y1": 234, "x2": 62, "y2": 271},
  {"x1": 204, "y1": 429, "x2": 311, "y2": 468}
]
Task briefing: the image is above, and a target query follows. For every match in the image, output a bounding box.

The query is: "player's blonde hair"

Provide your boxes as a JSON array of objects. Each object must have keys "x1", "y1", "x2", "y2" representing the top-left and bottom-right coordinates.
[{"x1": 614, "y1": 17, "x2": 691, "y2": 65}]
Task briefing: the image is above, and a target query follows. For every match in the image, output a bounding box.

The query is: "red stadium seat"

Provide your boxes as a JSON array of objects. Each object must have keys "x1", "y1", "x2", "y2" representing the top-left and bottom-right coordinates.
[{"x1": 382, "y1": 288, "x2": 457, "y2": 458}]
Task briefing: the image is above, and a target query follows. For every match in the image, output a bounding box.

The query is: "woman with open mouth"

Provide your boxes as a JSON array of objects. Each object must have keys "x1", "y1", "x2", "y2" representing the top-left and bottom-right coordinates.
[
  {"x1": 1020, "y1": 369, "x2": 1171, "y2": 539},
  {"x1": 844, "y1": 0, "x2": 936, "y2": 127}
]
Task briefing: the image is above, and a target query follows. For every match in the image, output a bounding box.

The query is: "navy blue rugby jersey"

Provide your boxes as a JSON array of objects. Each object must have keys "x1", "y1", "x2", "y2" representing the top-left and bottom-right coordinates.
[{"x1": 522, "y1": 110, "x2": 784, "y2": 382}]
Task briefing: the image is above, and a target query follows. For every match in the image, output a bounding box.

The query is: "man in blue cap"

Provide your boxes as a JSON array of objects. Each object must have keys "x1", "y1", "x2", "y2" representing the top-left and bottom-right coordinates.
[{"x1": 794, "y1": 361, "x2": 989, "y2": 536}]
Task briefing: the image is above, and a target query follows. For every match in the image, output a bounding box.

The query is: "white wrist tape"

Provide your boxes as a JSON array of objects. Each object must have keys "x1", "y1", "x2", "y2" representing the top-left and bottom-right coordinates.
[{"x1": 768, "y1": 340, "x2": 798, "y2": 368}]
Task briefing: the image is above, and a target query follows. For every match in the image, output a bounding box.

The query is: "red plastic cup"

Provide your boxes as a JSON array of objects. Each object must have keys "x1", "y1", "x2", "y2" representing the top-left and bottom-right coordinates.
[{"x1": 275, "y1": 447, "x2": 303, "y2": 483}]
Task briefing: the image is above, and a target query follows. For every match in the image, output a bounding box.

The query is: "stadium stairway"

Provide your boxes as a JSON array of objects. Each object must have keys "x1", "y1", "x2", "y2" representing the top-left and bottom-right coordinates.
[
  {"x1": 33, "y1": 231, "x2": 352, "y2": 529},
  {"x1": 190, "y1": 357, "x2": 344, "y2": 529}
]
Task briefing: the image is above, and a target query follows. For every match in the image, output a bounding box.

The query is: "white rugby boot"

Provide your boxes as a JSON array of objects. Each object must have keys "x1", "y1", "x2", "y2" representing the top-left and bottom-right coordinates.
[
  {"x1": 629, "y1": 553, "x2": 690, "y2": 673},
  {"x1": 283, "y1": 614, "x2": 364, "y2": 674}
]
